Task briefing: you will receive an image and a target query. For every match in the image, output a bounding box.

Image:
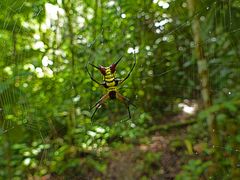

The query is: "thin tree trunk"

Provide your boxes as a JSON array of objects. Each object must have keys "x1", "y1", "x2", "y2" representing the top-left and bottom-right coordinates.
[
  {"x1": 187, "y1": 0, "x2": 220, "y2": 175},
  {"x1": 62, "y1": 1, "x2": 76, "y2": 144}
]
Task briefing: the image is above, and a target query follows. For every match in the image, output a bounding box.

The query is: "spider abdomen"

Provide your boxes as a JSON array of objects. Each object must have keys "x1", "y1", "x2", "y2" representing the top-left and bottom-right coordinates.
[
  {"x1": 104, "y1": 67, "x2": 117, "y2": 87},
  {"x1": 109, "y1": 91, "x2": 116, "y2": 99}
]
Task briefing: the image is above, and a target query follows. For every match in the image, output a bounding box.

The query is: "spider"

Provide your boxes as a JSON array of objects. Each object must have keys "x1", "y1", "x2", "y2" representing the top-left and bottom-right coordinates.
[{"x1": 86, "y1": 53, "x2": 136, "y2": 121}]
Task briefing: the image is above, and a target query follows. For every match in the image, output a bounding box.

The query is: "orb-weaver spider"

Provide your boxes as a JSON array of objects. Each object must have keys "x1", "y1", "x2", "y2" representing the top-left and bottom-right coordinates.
[{"x1": 86, "y1": 53, "x2": 136, "y2": 121}]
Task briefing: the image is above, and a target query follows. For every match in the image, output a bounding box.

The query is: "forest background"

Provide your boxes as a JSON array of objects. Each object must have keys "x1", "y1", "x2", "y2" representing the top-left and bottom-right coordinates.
[{"x1": 0, "y1": 0, "x2": 240, "y2": 179}]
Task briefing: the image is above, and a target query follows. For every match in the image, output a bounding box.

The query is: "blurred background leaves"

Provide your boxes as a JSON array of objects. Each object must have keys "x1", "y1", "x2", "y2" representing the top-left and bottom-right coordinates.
[{"x1": 0, "y1": 0, "x2": 240, "y2": 179}]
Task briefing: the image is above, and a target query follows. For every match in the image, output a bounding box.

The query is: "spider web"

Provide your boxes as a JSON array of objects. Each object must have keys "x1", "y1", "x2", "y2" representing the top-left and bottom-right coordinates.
[
  {"x1": 0, "y1": 0, "x2": 50, "y2": 178},
  {"x1": 0, "y1": 0, "x2": 239, "y2": 178}
]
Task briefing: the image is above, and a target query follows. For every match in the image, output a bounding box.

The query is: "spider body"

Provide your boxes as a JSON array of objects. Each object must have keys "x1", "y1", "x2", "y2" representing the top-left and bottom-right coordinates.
[
  {"x1": 86, "y1": 54, "x2": 136, "y2": 121},
  {"x1": 102, "y1": 67, "x2": 118, "y2": 89},
  {"x1": 109, "y1": 91, "x2": 116, "y2": 99}
]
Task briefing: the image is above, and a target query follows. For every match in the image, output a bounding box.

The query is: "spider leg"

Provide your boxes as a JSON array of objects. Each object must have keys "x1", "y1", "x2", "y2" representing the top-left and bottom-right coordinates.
[
  {"x1": 91, "y1": 94, "x2": 109, "y2": 121},
  {"x1": 89, "y1": 63, "x2": 99, "y2": 69},
  {"x1": 119, "y1": 52, "x2": 136, "y2": 85},
  {"x1": 85, "y1": 63, "x2": 104, "y2": 86},
  {"x1": 114, "y1": 56, "x2": 123, "y2": 66},
  {"x1": 116, "y1": 92, "x2": 132, "y2": 119}
]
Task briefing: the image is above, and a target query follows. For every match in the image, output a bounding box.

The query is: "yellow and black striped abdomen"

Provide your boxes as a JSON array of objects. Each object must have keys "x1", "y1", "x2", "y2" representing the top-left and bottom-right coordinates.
[
  {"x1": 104, "y1": 68, "x2": 116, "y2": 88},
  {"x1": 104, "y1": 68, "x2": 117, "y2": 99}
]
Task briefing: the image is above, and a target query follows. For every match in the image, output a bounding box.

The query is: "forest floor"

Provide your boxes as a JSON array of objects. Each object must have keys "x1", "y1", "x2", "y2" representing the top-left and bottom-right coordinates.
[
  {"x1": 42, "y1": 113, "x2": 198, "y2": 180},
  {"x1": 105, "y1": 113, "x2": 196, "y2": 180}
]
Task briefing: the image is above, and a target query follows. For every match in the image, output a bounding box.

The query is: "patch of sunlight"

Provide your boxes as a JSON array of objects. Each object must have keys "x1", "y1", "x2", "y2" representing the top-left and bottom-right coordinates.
[
  {"x1": 178, "y1": 101, "x2": 198, "y2": 115},
  {"x1": 39, "y1": 144, "x2": 51, "y2": 149},
  {"x1": 32, "y1": 149, "x2": 41, "y2": 155},
  {"x1": 145, "y1": 45, "x2": 151, "y2": 51},
  {"x1": 77, "y1": 36, "x2": 87, "y2": 44},
  {"x1": 148, "y1": 70, "x2": 153, "y2": 76},
  {"x1": 76, "y1": 4, "x2": 84, "y2": 13},
  {"x1": 200, "y1": 16, "x2": 205, "y2": 21},
  {"x1": 35, "y1": 67, "x2": 44, "y2": 78},
  {"x1": 86, "y1": 8, "x2": 94, "y2": 20},
  {"x1": 33, "y1": 41, "x2": 45, "y2": 50},
  {"x1": 156, "y1": 28, "x2": 162, "y2": 34},
  {"x1": 45, "y1": 3, "x2": 64, "y2": 20},
  {"x1": 93, "y1": 143, "x2": 97, "y2": 148},
  {"x1": 23, "y1": 83, "x2": 28, "y2": 88},
  {"x1": 154, "y1": 18, "x2": 171, "y2": 27},
  {"x1": 43, "y1": 67, "x2": 54, "y2": 78},
  {"x1": 22, "y1": 22, "x2": 30, "y2": 29},
  {"x1": 182, "y1": 2, "x2": 187, "y2": 8},
  {"x1": 121, "y1": 13, "x2": 126, "y2": 18},
  {"x1": 24, "y1": 64, "x2": 35, "y2": 72},
  {"x1": 107, "y1": 1, "x2": 115, "y2": 7},
  {"x1": 42, "y1": 56, "x2": 53, "y2": 67},
  {"x1": 147, "y1": 52, "x2": 153, "y2": 56},
  {"x1": 44, "y1": 3, "x2": 65, "y2": 29},
  {"x1": 163, "y1": 36, "x2": 168, "y2": 41},
  {"x1": 153, "y1": 0, "x2": 170, "y2": 9},
  {"x1": 127, "y1": 46, "x2": 139, "y2": 54},
  {"x1": 55, "y1": 49, "x2": 63, "y2": 56},
  {"x1": 82, "y1": 143, "x2": 87, "y2": 149},
  {"x1": 3, "y1": 66, "x2": 13, "y2": 75},
  {"x1": 73, "y1": 95, "x2": 80, "y2": 102},
  {"x1": 88, "y1": 131, "x2": 97, "y2": 137},
  {"x1": 131, "y1": 123, "x2": 136, "y2": 128},
  {"x1": 23, "y1": 158, "x2": 31, "y2": 166},
  {"x1": 58, "y1": 78, "x2": 64, "y2": 83},
  {"x1": 33, "y1": 34, "x2": 40, "y2": 40},
  {"x1": 76, "y1": 107, "x2": 81, "y2": 115},
  {"x1": 158, "y1": 1, "x2": 169, "y2": 9},
  {"x1": 211, "y1": 37, "x2": 217, "y2": 42},
  {"x1": 23, "y1": 151, "x2": 31, "y2": 156},
  {"x1": 62, "y1": 58, "x2": 69, "y2": 64},
  {"x1": 41, "y1": 24, "x2": 47, "y2": 32},
  {"x1": 77, "y1": 16, "x2": 85, "y2": 28},
  {"x1": 162, "y1": 13, "x2": 168, "y2": 18},
  {"x1": 95, "y1": 127, "x2": 105, "y2": 133}
]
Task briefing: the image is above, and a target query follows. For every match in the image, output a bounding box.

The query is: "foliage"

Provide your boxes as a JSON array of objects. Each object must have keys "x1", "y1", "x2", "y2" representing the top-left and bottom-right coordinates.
[
  {"x1": 0, "y1": 0, "x2": 240, "y2": 179},
  {"x1": 176, "y1": 159, "x2": 212, "y2": 180}
]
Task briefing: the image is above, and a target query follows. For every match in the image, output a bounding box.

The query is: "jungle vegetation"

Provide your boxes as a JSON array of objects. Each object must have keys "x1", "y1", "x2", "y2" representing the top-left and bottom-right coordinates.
[{"x1": 0, "y1": 0, "x2": 240, "y2": 179}]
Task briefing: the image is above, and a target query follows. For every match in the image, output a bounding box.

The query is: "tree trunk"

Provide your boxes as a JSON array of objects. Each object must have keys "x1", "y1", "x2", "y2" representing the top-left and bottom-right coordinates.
[
  {"x1": 187, "y1": 0, "x2": 220, "y2": 175},
  {"x1": 62, "y1": 0, "x2": 76, "y2": 144}
]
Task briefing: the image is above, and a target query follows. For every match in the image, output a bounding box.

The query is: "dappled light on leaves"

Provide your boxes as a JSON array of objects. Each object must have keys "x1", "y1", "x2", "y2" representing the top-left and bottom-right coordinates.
[{"x1": 0, "y1": 0, "x2": 240, "y2": 179}]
